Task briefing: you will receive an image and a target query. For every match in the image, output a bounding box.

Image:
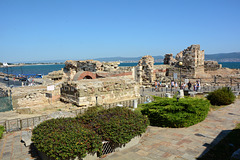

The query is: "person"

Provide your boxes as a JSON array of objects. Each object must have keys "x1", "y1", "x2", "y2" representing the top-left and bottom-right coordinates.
[
  {"x1": 155, "y1": 81, "x2": 158, "y2": 91},
  {"x1": 196, "y1": 81, "x2": 200, "y2": 92},
  {"x1": 194, "y1": 83, "x2": 197, "y2": 91},
  {"x1": 157, "y1": 81, "x2": 160, "y2": 88},
  {"x1": 183, "y1": 83, "x2": 186, "y2": 90},
  {"x1": 175, "y1": 82, "x2": 178, "y2": 89},
  {"x1": 187, "y1": 81, "x2": 192, "y2": 90},
  {"x1": 171, "y1": 81, "x2": 175, "y2": 88}
]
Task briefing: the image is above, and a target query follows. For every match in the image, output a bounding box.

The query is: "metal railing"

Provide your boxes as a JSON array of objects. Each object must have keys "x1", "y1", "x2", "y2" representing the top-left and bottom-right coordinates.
[{"x1": 1, "y1": 96, "x2": 153, "y2": 133}]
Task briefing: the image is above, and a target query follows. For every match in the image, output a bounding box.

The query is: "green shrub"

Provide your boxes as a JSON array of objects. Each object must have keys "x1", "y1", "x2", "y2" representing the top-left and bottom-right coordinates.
[
  {"x1": 32, "y1": 118, "x2": 102, "y2": 160},
  {"x1": 78, "y1": 107, "x2": 149, "y2": 144},
  {"x1": 141, "y1": 97, "x2": 210, "y2": 128},
  {"x1": 207, "y1": 87, "x2": 236, "y2": 106},
  {"x1": 82, "y1": 105, "x2": 104, "y2": 115},
  {"x1": 0, "y1": 125, "x2": 4, "y2": 139}
]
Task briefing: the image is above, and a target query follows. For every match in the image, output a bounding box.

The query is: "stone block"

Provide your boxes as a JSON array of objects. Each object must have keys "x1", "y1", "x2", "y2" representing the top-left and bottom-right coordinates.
[
  {"x1": 165, "y1": 93, "x2": 172, "y2": 98},
  {"x1": 16, "y1": 107, "x2": 32, "y2": 114},
  {"x1": 179, "y1": 89, "x2": 184, "y2": 98},
  {"x1": 21, "y1": 131, "x2": 32, "y2": 147}
]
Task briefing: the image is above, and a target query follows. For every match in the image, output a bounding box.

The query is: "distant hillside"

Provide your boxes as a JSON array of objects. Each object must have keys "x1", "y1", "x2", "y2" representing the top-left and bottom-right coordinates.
[
  {"x1": 205, "y1": 52, "x2": 240, "y2": 62},
  {"x1": 94, "y1": 55, "x2": 164, "y2": 62}
]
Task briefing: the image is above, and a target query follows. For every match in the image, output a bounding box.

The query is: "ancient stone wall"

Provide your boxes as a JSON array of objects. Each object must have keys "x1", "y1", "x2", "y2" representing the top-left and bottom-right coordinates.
[
  {"x1": 60, "y1": 77, "x2": 140, "y2": 107},
  {"x1": 175, "y1": 44, "x2": 204, "y2": 68},
  {"x1": 12, "y1": 85, "x2": 61, "y2": 110},
  {"x1": 204, "y1": 61, "x2": 222, "y2": 71},
  {"x1": 163, "y1": 54, "x2": 177, "y2": 65},
  {"x1": 153, "y1": 65, "x2": 168, "y2": 81},
  {"x1": 47, "y1": 69, "x2": 64, "y2": 81},
  {"x1": 136, "y1": 55, "x2": 154, "y2": 86},
  {"x1": 62, "y1": 60, "x2": 122, "y2": 81},
  {"x1": 164, "y1": 44, "x2": 206, "y2": 78}
]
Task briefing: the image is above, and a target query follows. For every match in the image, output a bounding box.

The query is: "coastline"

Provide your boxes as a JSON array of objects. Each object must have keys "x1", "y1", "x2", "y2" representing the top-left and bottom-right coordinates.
[{"x1": 0, "y1": 63, "x2": 64, "y2": 68}]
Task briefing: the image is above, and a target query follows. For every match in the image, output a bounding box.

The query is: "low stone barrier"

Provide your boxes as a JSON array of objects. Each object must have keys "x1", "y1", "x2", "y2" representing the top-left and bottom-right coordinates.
[{"x1": 2, "y1": 96, "x2": 153, "y2": 132}]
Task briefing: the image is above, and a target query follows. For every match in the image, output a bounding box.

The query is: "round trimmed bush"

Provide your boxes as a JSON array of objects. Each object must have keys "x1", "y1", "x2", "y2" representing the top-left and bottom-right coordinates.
[
  {"x1": 141, "y1": 97, "x2": 210, "y2": 128},
  {"x1": 78, "y1": 107, "x2": 149, "y2": 144},
  {"x1": 32, "y1": 118, "x2": 102, "y2": 160},
  {"x1": 207, "y1": 87, "x2": 236, "y2": 106}
]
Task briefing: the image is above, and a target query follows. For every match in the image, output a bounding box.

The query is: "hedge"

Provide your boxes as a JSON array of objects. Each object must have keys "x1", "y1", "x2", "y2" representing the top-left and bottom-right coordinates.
[
  {"x1": 32, "y1": 107, "x2": 149, "y2": 159},
  {"x1": 78, "y1": 107, "x2": 149, "y2": 144},
  {"x1": 207, "y1": 87, "x2": 236, "y2": 106},
  {"x1": 32, "y1": 118, "x2": 102, "y2": 160},
  {"x1": 141, "y1": 97, "x2": 210, "y2": 128}
]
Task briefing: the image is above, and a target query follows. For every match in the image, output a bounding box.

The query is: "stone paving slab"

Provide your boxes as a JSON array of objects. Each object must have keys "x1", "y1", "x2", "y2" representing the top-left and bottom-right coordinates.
[
  {"x1": 103, "y1": 99, "x2": 240, "y2": 160},
  {"x1": 0, "y1": 99, "x2": 240, "y2": 160},
  {"x1": 0, "y1": 130, "x2": 39, "y2": 160}
]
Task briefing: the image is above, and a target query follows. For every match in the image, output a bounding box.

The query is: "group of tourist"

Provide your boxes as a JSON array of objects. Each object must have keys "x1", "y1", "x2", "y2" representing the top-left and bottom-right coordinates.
[
  {"x1": 154, "y1": 80, "x2": 201, "y2": 92},
  {"x1": 188, "y1": 80, "x2": 201, "y2": 91}
]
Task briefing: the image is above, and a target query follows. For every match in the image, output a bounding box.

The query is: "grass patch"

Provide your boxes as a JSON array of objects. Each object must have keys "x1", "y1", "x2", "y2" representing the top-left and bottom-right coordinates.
[
  {"x1": 0, "y1": 125, "x2": 4, "y2": 139},
  {"x1": 198, "y1": 123, "x2": 240, "y2": 160}
]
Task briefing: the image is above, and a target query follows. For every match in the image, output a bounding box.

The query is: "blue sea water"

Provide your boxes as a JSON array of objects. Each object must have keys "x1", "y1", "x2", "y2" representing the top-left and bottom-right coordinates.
[
  {"x1": 0, "y1": 64, "x2": 65, "y2": 76},
  {"x1": 219, "y1": 62, "x2": 240, "y2": 69},
  {"x1": 0, "y1": 62, "x2": 239, "y2": 76}
]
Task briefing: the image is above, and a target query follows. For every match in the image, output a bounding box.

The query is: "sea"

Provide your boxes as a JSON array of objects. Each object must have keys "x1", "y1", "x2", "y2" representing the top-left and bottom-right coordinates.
[{"x1": 0, "y1": 62, "x2": 240, "y2": 76}]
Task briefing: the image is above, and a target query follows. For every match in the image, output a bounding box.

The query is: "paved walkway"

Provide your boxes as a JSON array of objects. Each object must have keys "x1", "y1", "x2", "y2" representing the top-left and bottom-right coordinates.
[
  {"x1": 0, "y1": 99, "x2": 240, "y2": 160},
  {"x1": 103, "y1": 99, "x2": 240, "y2": 160}
]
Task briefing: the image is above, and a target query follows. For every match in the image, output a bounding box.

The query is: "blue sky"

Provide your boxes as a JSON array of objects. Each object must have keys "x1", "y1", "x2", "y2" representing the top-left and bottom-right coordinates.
[{"x1": 1, "y1": 0, "x2": 240, "y2": 63}]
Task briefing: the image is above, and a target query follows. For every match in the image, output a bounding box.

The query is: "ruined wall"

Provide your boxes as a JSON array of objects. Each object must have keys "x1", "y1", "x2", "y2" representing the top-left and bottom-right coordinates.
[
  {"x1": 62, "y1": 60, "x2": 122, "y2": 81},
  {"x1": 60, "y1": 77, "x2": 140, "y2": 106},
  {"x1": 12, "y1": 85, "x2": 61, "y2": 110},
  {"x1": 204, "y1": 61, "x2": 222, "y2": 71},
  {"x1": 165, "y1": 44, "x2": 205, "y2": 78},
  {"x1": 136, "y1": 55, "x2": 154, "y2": 86},
  {"x1": 47, "y1": 69, "x2": 64, "y2": 81},
  {"x1": 175, "y1": 44, "x2": 204, "y2": 68},
  {"x1": 163, "y1": 54, "x2": 177, "y2": 65},
  {"x1": 153, "y1": 65, "x2": 168, "y2": 81}
]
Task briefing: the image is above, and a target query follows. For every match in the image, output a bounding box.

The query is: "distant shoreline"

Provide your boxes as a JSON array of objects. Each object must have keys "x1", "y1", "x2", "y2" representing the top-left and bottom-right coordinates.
[{"x1": 0, "y1": 63, "x2": 64, "y2": 68}]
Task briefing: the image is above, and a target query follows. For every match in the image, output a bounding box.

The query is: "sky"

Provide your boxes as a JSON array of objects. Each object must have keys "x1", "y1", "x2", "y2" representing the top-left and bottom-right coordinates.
[{"x1": 1, "y1": 0, "x2": 240, "y2": 63}]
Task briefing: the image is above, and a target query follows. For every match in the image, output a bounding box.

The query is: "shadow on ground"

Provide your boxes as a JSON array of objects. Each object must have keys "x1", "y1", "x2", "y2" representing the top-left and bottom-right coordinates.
[
  {"x1": 197, "y1": 129, "x2": 240, "y2": 160},
  {"x1": 29, "y1": 143, "x2": 41, "y2": 160}
]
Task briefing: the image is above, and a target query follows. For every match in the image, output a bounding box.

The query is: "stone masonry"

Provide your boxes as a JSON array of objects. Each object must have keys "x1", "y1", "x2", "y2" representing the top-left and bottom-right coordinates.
[
  {"x1": 166, "y1": 44, "x2": 206, "y2": 78},
  {"x1": 60, "y1": 77, "x2": 140, "y2": 106},
  {"x1": 175, "y1": 44, "x2": 204, "y2": 68},
  {"x1": 163, "y1": 53, "x2": 177, "y2": 65},
  {"x1": 136, "y1": 55, "x2": 154, "y2": 86},
  {"x1": 204, "y1": 61, "x2": 222, "y2": 71}
]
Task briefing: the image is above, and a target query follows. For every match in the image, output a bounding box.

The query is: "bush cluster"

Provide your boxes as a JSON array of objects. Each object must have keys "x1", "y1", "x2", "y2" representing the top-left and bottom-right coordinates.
[
  {"x1": 207, "y1": 87, "x2": 236, "y2": 106},
  {"x1": 32, "y1": 118, "x2": 102, "y2": 160},
  {"x1": 0, "y1": 125, "x2": 4, "y2": 139},
  {"x1": 78, "y1": 107, "x2": 149, "y2": 144},
  {"x1": 32, "y1": 107, "x2": 149, "y2": 160},
  {"x1": 141, "y1": 97, "x2": 210, "y2": 128}
]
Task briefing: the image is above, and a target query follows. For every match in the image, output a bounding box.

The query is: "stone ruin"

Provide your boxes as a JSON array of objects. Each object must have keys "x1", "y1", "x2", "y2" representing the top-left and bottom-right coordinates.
[
  {"x1": 165, "y1": 44, "x2": 206, "y2": 78},
  {"x1": 204, "y1": 61, "x2": 222, "y2": 71},
  {"x1": 163, "y1": 53, "x2": 177, "y2": 65},
  {"x1": 58, "y1": 59, "x2": 139, "y2": 106},
  {"x1": 64, "y1": 60, "x2": 119, "y2": 73},
  {"x1": 136, "y1": 55, "x2": 154, "y2": 85},
  {"x1": 175, "y1": 44, "x2": 204, "y2": 68},
  {"x1": 61, "y1": 77, "x2": 139, "y2": 106}
]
